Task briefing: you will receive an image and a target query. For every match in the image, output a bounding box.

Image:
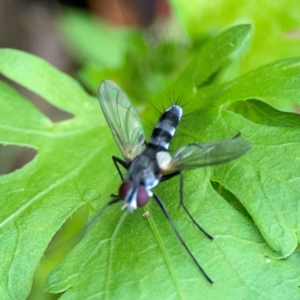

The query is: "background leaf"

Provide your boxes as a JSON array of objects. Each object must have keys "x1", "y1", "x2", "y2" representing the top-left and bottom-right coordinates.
[
  {"x1": 172, "y1": 0, "x2": 300, "y2": 73},
  {"x1": 58, "y1": 9, "x2": 145, "y2": 69}
]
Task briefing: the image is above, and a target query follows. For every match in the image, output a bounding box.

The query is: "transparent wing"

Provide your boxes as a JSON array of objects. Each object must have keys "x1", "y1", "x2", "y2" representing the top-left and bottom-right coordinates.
[
  {"x1": 98, "y1": 80, "x2": 146, "y2": 162},
  {"x1": 163, "y1": 134, "x2": 251, "y2": 173}
]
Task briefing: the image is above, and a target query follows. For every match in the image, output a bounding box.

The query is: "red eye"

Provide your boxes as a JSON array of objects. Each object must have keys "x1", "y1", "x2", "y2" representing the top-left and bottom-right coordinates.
[
  {"x1": 119, "y1": 181, "x2": 134, "y2": 200},
  {"x1": 136, "y1": 186, "x2": 149, "y2": 207}
]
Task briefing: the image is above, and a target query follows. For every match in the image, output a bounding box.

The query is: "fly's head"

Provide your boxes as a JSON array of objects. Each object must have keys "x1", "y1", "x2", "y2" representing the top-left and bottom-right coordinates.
[{"x1": 119, "y1": 181, "x2": 150, "y2": 211}]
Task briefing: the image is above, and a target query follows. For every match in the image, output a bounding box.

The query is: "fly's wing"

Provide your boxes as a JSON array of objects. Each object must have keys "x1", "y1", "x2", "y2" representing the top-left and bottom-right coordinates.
[
  {"x1": 161, "y1": 134, "x2": 251, "y2": 173},
  {"x1": 98, "y1": 80, "x2": 146, "y2": 162}
]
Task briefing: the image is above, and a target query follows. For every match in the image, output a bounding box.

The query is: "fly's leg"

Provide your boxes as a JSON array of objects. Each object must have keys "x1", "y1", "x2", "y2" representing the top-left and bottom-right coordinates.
[
  {"x1": 232, "y1": 132, "x2": 241, "y2": 139},
  {"x1": 112, "y1": 156, "x2": 128, "y2": 182},
  {"x1": 179, "y1": 172, "x2": 214, "y2": 240},
  {"x1": 85, "y1": 197, "x2": 123, "y2": 231},
  {"x1": 188, "y1": 132, "x2": 241, "y2": 147},
  {"x1": 160, "y1": 171, "x2": 180, "y2": 183},
  {"x1": 161, "y1": 172, "x2": 213, "y2": 240},
  {"x1": 152, "y1": 193, "x2": 213, "y2": 284},
  {"x1": 111, "y1": 156, "x2": 128, "y2": 197}
]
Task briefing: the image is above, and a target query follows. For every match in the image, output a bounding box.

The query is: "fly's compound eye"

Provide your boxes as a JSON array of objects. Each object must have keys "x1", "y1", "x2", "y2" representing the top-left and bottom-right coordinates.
[
  {"x1": 119, "y1": 181, "x2": 134, "y2": 200},
  {"x1": 136, "y1": 186, "x2": 149, "y2": 207}
]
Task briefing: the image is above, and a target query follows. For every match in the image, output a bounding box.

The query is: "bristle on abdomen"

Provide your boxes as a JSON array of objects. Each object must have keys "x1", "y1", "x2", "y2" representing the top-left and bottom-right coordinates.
[{"x1": 149, "y1": 105, "x2": 182, "y2": 150}]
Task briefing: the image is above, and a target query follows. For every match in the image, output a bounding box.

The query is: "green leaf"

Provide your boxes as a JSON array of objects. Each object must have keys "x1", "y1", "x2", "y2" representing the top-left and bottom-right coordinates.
[
  {"x1": 166, "y1": 24, "x2": 252, "y2": 95},
  {"x1": 1, "y1": 22, "x2": 300, "y2": 300},
  {"x1": 171, "y1": 0, "x2": 300, "y2": 73},
  {"x1": 0, "y1": 48, "x2": 103, "y2": 299},
  {"x1": 58, "y1": 9, "x2": 145, "y2": 69}
]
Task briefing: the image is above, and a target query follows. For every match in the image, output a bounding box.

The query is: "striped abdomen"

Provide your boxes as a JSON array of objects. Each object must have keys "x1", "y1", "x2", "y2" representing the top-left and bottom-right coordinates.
[{"x1": 149, "y1": 105, "x2": 182, "y2": 150}]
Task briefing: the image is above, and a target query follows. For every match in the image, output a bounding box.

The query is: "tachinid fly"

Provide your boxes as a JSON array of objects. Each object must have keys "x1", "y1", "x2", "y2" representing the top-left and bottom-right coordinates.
[{"x1": 96, "y1": 80, "x2": 251, "y2": 284}]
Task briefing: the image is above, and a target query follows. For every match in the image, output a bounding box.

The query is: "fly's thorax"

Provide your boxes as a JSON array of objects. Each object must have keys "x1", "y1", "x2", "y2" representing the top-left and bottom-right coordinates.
[
  {"x1": 149, "y1": 104, "x2": 183, "y2": 150},
  {"x1": 128, "y1": 149, "x2": 161, "y2": 190},
  {"x1": 128, "y1": 155, "x2": 160, "y2": 190}
]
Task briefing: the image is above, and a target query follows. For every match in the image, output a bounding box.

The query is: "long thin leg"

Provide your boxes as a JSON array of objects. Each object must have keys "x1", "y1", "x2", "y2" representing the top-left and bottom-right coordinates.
[
  {"x1": 152, "y1": 193, "x2": 214, "y2": 284},
  {"x1": 160, "y1": 171, "x2": 180, "y2": 183},
  {"x1": 187, "y1": 132, "x2": 242, "y2": 148},
  {"x1": 112, "y1": 156, "x2": 128, "y2": 182},
  {"x1": 189, "y1": 132, "x2": 242, "y2": 146},
  {"x1": 110, "y1": 156, "x2": 129, "y2": 197},
  {"x1": 232, "y1": 132, "x2": 241, "y2": 139},
  {"x1": 179, "y1": 172, "x2": 214, "y2": 240},
  {"x1": 85, "y1": 197, "x2": 123, "y2": 232}
]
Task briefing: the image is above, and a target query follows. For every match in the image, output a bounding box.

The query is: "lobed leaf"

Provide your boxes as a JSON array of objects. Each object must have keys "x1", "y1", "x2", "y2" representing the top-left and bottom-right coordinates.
[{"x1": 0, "y1": 23, "x2": 299, "y2": 300}]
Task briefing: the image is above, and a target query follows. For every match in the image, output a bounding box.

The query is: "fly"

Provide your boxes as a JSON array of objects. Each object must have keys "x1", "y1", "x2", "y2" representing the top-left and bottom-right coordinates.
[{"x1": 95, "y1": 80, "x2": 251, "y2": 284}]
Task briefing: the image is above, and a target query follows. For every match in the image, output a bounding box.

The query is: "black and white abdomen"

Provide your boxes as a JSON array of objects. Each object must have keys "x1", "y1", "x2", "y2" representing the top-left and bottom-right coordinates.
[{"x1": 149, "y1": 105, "x2": 182, "y2": 150}]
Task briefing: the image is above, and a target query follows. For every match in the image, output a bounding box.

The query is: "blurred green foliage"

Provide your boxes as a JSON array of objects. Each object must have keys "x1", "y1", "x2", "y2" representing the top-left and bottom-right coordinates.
[{"x1": 0, "y1": 1, "x2": 300, "y2": 299}]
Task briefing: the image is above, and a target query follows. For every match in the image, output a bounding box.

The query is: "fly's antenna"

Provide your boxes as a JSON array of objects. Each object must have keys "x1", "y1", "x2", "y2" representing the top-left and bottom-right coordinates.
[
  {"x1": 152, "y1": 193, "x2": 214, "y2": 284},
  {"x1": 45, "y1": 197, "x2": 123, "y2": 256},
  {"x1": 84, "y1": 197, "x2": 123, "y2": 234}
]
